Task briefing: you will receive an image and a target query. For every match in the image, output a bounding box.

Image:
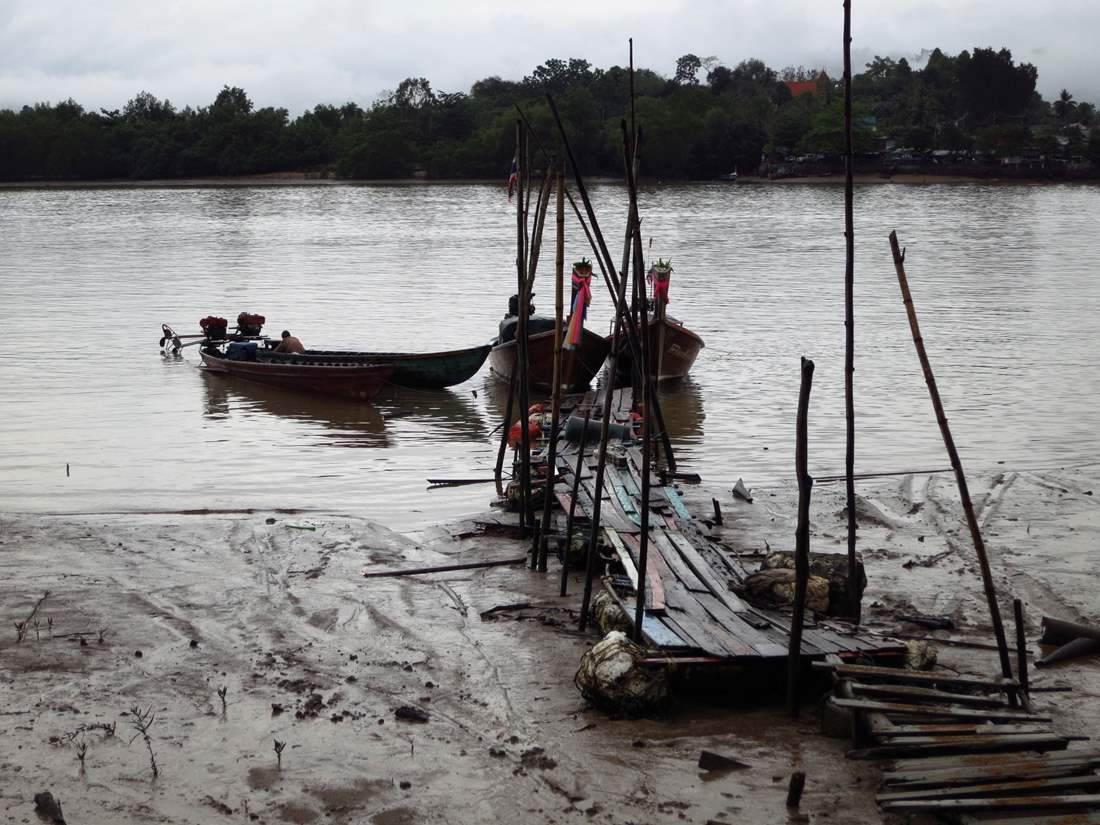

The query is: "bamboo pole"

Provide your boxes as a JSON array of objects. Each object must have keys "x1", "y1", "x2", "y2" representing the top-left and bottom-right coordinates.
[
  {"x1": 560, "y1": 408, "x2": 592, "y2": 597},
  {"x1": 536, "y1": 167, "x2": 567, "y2": 572},
  {"x1": 578, "y1": 222, "x2": 635, "y2": 632},
  {"x1": 788, "y1": 356, "x2": 815, "y2": 718},
  {"x1": 493, "y1": 365, "x2": 518, "y2": 495},
  {"x1": 624, "y1": 123, "x2": 652, "y2": 645},
  {"x1": 515, "y1": 123, "x2": 531, "y2": 539},
  {"x1": 888, "y1": 230, "x2": 1016, "y2": 691},
  {"x1": 843, "y1": 0, "x2": 860, "y2": 622},
  {"x1": 543, "y1": 95, "x2": 677, "y2": 474}
]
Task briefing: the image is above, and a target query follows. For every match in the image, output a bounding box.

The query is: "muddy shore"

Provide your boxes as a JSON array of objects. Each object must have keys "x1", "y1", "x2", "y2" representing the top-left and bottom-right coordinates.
[{"x1": 2, "y1": 463, "x2": 1098, "y2": 824}]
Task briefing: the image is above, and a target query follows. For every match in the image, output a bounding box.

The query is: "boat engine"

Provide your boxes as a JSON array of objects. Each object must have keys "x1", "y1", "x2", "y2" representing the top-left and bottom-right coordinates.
[
  {"x1": 236, "y1": 312, "x2": 266, "y2": 337},
  {"x1": 200, "y1": 315, "x2": 229, "y2": 339}
]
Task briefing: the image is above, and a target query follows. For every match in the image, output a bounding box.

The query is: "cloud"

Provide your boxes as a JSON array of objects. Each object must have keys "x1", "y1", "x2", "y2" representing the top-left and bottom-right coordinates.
[{"x1": 0, "y1": 0, "x2": 1096, "y2": 113}]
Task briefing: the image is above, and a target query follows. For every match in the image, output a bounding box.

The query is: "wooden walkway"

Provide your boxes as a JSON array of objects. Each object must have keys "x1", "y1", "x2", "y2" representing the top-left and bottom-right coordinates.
[{"x1": 550, "y1": 391, "x2": 902, "y2": 663}]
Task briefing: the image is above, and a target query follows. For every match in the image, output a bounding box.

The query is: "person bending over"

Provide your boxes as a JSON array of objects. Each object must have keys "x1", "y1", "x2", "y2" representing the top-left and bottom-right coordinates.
[{"x1": 274, "y1": 330, "x2": 305, "y2": 354}]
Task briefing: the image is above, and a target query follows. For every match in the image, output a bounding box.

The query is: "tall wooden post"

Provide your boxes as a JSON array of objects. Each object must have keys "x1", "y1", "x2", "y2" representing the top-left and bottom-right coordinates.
[
  {"x1": 788, "y1": 356, "x2": 815, "y2": 717},
  {"x1": 889, "y1": 230, "x2": 1015, "y2": 689},
  {"x1": 537, "y1": 167, "x2": 566, "y2": 572},
  {"x1": 515, "y1": 123, "x2": 531, "y2": 539},
  {"x1": 843, "y1": 0, "x2": 860, "y2": 621},
  {"x1": 494, "y1": 366, "x2": 517, "y2": 495}
]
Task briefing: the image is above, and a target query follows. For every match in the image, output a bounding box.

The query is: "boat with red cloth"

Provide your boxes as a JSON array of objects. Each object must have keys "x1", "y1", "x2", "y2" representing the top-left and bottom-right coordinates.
[
  {"x1": 200, "y1": 344, "x2": 394, "y2": 400},
  {"x1": 610, "y1": 259, "x2": 704, "y2": 382}
]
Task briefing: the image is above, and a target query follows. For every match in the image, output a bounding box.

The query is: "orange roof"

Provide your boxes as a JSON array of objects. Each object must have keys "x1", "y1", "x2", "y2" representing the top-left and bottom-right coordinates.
[{"x1": 786, "y1": 80, "x2": 818, "y2": 97}]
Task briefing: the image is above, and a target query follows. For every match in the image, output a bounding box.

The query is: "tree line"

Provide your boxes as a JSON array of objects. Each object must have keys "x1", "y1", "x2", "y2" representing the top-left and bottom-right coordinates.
[{"x1": 1, "y1": 48, "x2": 1098, "y2": 182}]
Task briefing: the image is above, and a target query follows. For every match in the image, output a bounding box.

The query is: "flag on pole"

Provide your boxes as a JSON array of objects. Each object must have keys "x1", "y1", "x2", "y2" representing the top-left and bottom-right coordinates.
[{"x1": 507, "y1": 154, "x2": 518, "y2": 201}]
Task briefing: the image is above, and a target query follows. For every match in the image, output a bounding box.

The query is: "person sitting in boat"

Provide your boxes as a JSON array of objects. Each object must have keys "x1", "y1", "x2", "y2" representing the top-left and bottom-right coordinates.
[{"x1": 274, "y1": 330, "x2": 305, "y2": 354}]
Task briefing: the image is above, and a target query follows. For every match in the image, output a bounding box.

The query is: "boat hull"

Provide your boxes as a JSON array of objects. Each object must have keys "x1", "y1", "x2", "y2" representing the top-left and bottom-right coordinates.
[
  {"x1": 611, "y1": 317, "x2": 705, "y2": 382},
  {"x1": 488, "y1": 327, "x2": 611, "y2": 392},
  {"x1": 259, "y1": 344, "x2": 491, "y2": 389},
  {"x1": 201, "y1": 350, "x2": 394, "y2": 399}
]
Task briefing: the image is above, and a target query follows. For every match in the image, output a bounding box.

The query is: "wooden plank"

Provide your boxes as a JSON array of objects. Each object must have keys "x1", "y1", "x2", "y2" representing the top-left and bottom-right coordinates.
[
  {"x1": 850, "y1": 682, "x2": 1012, "y2": 708},
  {"x1": 665, "y1": 531, "x2": 750, "y2": 612},
  {"x1": 579, "y1": 478, "x2": 634, "y2": 533},
  {"x1": 616, "y1": 532, "x2": 666, "y2": 612},
  {"x1": 645, "y1": 617, "x2": 689, "y2": 648},
  {"x1": 877, "y1": 774, "x2": 1100, "y2": 803},
  {"x1": 882, "y1": 794, "x2": 1100, "y2": 812},
  {"x1": 886, "y1": 750, "x2": 1100, "y2": 776},
  {"x1": 850, "y1": 733, "x2": 1071, "y2": 760},
  {"x1": 664, "y1": 486, "x2": 692, "y2": 519},
  {"x1": 958, "y1": 814, "x2": 1100, "y2": 825},
  {"x1": 876, "y1": 723, "x2": 1059, "y2": 738},
  {"x1": 661, "y1": 609, "x2": 743, "y2": 659},
  {"x1": 813, "y1": 662, "x2": 1020, "y2": 692},
  {"x1": 886, "y1": 763, "x2": 1100, "y2": 792},
  {"x1": 693, "y1": 592, "x2": 791, "y2": 658},
  {"x1": 651, "y1": 530, "x2": 707, "y2": 592},
  {"x1": 830, "y1": 698, "x2": 1051, "y2": 722}
]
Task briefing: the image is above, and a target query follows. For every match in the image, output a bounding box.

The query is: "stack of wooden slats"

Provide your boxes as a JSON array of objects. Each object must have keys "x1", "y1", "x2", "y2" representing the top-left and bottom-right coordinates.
[{"x1": 815, "y1": 661, "x2": 1100, "y2": 821}]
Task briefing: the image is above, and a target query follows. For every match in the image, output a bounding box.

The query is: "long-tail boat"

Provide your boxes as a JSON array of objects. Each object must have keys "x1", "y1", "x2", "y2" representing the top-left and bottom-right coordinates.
[
  {"x1": 488, "y1": 259, "x2": 611, "y2": 391},
  {"x1": 162, "y1": 315, "x2": 490, "y2": 391},
  {"x1": 611, "y1": 259, "x2": 705, "y2": 382},
  {"x1": 200, "y1": 343, "x2": 394, "y2": 400}
]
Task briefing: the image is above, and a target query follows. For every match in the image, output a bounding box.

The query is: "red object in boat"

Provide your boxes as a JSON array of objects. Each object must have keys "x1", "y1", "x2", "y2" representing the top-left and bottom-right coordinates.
[
  {"x1": 508, "y1": 417, "x2": 542, "y2": 448},
  {"x1": 200, "y1": 316, "x2": 229, "y2": 339},
  {"x1": 200, "y1": 347, "x2": 393, "y2": 400}
]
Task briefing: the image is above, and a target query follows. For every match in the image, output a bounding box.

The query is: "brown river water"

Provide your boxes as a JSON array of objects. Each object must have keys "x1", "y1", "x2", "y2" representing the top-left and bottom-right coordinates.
[{"x1": 2, "y1": 181, "x2": 1099, "y2": 529}]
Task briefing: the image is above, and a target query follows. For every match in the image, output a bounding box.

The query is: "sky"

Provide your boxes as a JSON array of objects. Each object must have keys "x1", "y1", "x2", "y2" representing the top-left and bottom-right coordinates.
[{"x1": 1, "y1": 0, "x2": 1097, "y2": 115}]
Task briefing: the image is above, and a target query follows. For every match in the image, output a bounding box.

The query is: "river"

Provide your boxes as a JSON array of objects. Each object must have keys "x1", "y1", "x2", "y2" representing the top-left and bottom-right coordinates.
[{"x1": 1, "y1": 181, "x2": 1098, "y2": 529}]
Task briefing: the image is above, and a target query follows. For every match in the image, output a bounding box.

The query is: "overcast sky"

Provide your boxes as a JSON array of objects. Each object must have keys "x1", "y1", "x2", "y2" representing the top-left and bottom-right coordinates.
[{"x1": 1, "y1": 0, "x2": 1097, "y2": 115}]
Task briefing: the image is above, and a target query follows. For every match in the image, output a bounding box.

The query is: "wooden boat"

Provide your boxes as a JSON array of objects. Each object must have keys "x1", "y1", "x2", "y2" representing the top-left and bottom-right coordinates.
[
  {"x1": 489, "y1": 326, "x2": 611, "y2": 391},
  {"x1": 613, "y1": 315, "x2": 705, "y2": 382},
  {"x1": 200, "y1": 346, "x2": 394, "y2": 400},
  {"x1": 258, "y1": 344, "x2": 491, "y2": 389}
]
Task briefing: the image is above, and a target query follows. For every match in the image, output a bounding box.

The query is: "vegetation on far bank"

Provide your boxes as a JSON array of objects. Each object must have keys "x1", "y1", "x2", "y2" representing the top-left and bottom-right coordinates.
[{"x1": 2, "y1": 48, "x2": 1099, "y2": 182}]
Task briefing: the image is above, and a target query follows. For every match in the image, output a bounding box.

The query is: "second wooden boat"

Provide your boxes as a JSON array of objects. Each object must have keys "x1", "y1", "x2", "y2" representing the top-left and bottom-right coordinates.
[
  {"x1": 488, "y1": 326, "x2": 611, "y2": 391},
  {"x1": 258, "y1": 344, "x2": 491, "y2": 389}
]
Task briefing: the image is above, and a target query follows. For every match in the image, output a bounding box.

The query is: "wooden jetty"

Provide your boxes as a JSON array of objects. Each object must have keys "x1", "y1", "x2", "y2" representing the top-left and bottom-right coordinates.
[{"x1": 544, "y1": 388, "x2": 903, "y2": 664}]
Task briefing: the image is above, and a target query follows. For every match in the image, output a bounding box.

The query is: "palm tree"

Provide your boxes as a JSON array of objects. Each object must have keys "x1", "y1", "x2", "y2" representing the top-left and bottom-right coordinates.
[{"x1": 1054, "y1": 89, "x2": 1077, "y2": 122}]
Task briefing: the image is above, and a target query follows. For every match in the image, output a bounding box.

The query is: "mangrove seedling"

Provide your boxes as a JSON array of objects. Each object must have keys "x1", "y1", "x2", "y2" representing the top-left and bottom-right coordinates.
[
  {"x1": 217, "y1": 686, "x2": 228, "y2": 714},
  {"x1": 127, "y1": 705, "x2": 159, "y2": 778},
  {"x1": 273, "y1": 739, "x2": 286, "y2": 770},
  {"x1": 47, "y1": 617, "x2": 53, "y2": 637},
  {"x1": 74, "y1": 735, "x2": 87, "y2": 770}
]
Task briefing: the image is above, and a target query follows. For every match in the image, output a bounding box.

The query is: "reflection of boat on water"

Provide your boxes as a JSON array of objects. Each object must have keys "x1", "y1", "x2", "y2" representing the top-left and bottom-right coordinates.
[
  {"x1": 371, "y1": 384, "x2": 490, "y2": 440},
  {"x1": 200, "y1": 370, "x2": 390, "y2": 448},
  {"x1": 654, "y1": 375, "x2": 706, "y2": 443},
  {"x1": 201, "y1": 345, "x2": 393, "y2": 400}
]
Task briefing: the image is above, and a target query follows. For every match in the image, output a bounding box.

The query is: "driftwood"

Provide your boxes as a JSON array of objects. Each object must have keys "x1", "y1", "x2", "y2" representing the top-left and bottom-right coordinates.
[{"x1": 362, "y1": 558, "x2": 527, "y2": 578}]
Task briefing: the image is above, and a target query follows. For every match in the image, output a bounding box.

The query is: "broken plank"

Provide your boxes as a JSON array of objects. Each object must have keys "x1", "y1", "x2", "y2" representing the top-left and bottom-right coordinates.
[
  {"x1": 614, "y1": 531, "x2": 666, "y2": 612},
  {"x1": 877, "y1": 774, "x2": 1100, "y2": 803},
  {"x1": 692, "y1": 591, "x2": 790, "y2": 658},
  {"x1": 813, "y1": 662, "x2": 1020, "y2": 693},
  {"x1": 651, "y1": 530, "x2": 708, "y2": 592},
  {"x1": 829, "y1": 698, "x2": 1051, "y2": 722},
  {"x1": 850, "y1": 682, "x2": 1013, "y2": 708},
  {"x1": 664, "y1": 486, "x2": 692, "y2": 519},
  {"x1": 850, "y1": 733, "x2": 1071, "y2": 760},
  {"x1": 665, "y1": 531, "x2": 750, "y2": 612},
  {"x1": 881, "y1": 793, "x2": 1100, "y2": 812}
]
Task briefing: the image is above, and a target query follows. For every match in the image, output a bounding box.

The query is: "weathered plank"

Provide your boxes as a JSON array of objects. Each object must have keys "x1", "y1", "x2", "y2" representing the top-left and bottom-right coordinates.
[
  {"x1": 873, "y1": 721, "x2": 1058, "y2": 738},
  {"x1": 886, "y1": 749, "x2": 1100, "y2": 775},
  {"x1": 850, "y1": 682, "x2": 1012, "y2": 708},
  {"x1": 877, "y1": 773, "x2": 1100, "y2": 803},
  {"x1": 651, "y1": 530, "x2": 708, "y2": 592},
  {"x1": 664, "y1": 486, "x2": 692, "y2": 519},
  {"x1": 850, "y1": 733, "x2": 1071, "y2": 760},
  {"x1": 616, "y1": 531, "x2": 666, "y2": 612},
  {"x1": 882, "y1": 794, "x2": 1100, "y2": 812},
  {"x1": 693, "y1": 592, "x2": 791, "y2": 658},
  {"x1": 830, "y1": 698, "x2": 1051, "y2": 722},
  {"x1": 665, "y1": 531, "x2": 750, "y2": 612},
  {"x1": 813, "y1": 662, "x2": 1020, "y2": 692}
]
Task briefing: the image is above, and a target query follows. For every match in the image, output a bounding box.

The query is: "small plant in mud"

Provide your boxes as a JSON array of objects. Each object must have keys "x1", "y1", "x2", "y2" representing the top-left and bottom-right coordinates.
[
  {"x1": 74, "y1": 734, "x2": 87, "y2": 770},
  {"x1": 217, "y1": 686, "x2": 228, "y2": 714},
  {"x1": 47, "y1": 617, "x2": 53, "y2": 638},
  {"x1": 273, "y1": 739, "x2": 286, "y2": 770},
  {"x1": 33, "y1": 617, "x2": 40, "y2": 641},
  {"x1": 98, "y1": 628, "x2": 106, "y2": 644},
  {"x1": 127, "y1": 705, "x2": 159, "y2": 778}
]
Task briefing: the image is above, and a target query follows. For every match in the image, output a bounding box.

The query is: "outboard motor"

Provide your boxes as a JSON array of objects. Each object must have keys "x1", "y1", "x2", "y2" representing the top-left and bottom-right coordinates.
[
  {"x1": 200, "y1": 315, "x2": 229, "y2": 340},
  {"x1": 236, "y1": 312, "x2": 266, "y2": 337}
]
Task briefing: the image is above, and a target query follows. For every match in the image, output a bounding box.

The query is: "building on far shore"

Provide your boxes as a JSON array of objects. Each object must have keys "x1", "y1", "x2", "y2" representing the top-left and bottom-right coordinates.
[{"x1": 785, "y1": 70, "x2": 830, "y2": 98}]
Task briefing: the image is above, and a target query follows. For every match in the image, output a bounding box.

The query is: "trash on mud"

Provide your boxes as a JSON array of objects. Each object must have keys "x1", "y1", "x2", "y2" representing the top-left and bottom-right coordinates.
[
  {"x1": 574, "y1": 631, "x2": 669, "y2": 715},
  {"x1": 755, "y1": 551, "x2": 866, "y2": 615},
  {"x1": 394, "y1": 705, "x2": 430, "y2": 723},
  {"x1": 896, "y1": 612, "x2": 955, "y2": 630},
  {"x1": 698, "y1": 750, "x2": 750, "y2": 772},
  {"x1": 732, "y1": 478, "x2": 753, "y2": 503},
  {"x1": 741, "y1": 568, "x2": 829, "y2": 614},
  {"x1": 904, "y1": 639, "x2": 937, "y2": 670}
]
